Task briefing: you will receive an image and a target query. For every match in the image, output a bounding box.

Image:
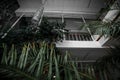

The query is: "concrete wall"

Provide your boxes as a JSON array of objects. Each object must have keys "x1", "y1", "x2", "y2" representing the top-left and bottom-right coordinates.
[
  {"x1": 16, "y1": 0, "x2": 105, "y2": 19},
  {"x1": 45, "y1": 0, "x2": 105, "y2": 13},
  {"x1": 17, "y1": 0, "x2": 42, "y2": 9}
]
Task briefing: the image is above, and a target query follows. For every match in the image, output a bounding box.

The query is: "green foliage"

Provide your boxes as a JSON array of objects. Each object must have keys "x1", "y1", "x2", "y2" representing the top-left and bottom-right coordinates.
[
  {"x1": 80, "y1": 21, "x2": 111, "y2": 35},
  {"x1": 80, "y1": 20, "x2": 120, "y2": 38},
  {"x1": 110, "y1": 20, "x2": 120, "y2": 38},
  {"x1": 0, "y1": 17, "x2": 67, "y2": 45},
  {"x1": 95, "y1": 46, "x2": 120, "y2": 71},
  {"x1": 0, "y1": 42, "x2": 94, "y2": 80},
  {"x1": 26, "y1": 17, "x2": 67, "y2": 43},
  {"x1": 94, "y1": 46, "x2": 120, "y2": 80}
]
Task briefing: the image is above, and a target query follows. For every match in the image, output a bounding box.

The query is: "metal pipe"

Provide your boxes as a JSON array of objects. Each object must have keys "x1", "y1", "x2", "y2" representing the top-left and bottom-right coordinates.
[
  {"x1": 87, "y1": 0, "x2": 92, "y2": 8},
  {"x1": 38, "y1": 10, "x2": 44, "y2": 26},
  {"x1": 62, "y1": 14, "x2": 64, "y2": 23},
  {"x1": 1, "y1": 14, "x2": 24, "y2": 39},
  {"x1": 87, "y1": 28, "x2": 95, "y2": 41},
  {"x1": 32, "y1": 0, "x2": 47, "y2": 24},
  {"x1": 81, "y1": 15, "x2": 95, "y2": 41},
  {"x1": 81, "y1": 15, "x2": 86, "y2": 24},
  {"x1": 32, "y1": 6, "x2": 44, "y2": 23}
]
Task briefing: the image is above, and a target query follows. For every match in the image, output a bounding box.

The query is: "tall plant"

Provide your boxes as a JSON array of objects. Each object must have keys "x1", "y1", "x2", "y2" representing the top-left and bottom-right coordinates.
[
  {"x1": 95, "y1": 46, "x2": 120, "y2": 80},
  {"x1": 95, "y1": 46, "x2": 120, "y2": 70},
  {"x1": 0, "y1": 42, "x2": 94, "y2": 80}
]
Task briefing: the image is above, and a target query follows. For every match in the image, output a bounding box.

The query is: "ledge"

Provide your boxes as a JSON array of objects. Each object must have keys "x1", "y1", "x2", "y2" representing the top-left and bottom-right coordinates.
[
  {"x1": 15, "y1": 8, "x2": 98, "y2": 19},
  {"x1": 56, "y1": 41, "x2": 102, "y2": 48}
]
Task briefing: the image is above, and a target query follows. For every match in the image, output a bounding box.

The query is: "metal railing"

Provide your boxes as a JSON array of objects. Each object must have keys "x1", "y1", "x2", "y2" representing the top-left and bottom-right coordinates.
[{"x1": 65, "y1": 32, "x2": 93, "y2": 41}]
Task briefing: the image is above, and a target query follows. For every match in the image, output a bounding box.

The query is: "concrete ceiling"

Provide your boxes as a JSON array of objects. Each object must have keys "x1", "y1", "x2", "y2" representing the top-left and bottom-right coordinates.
[{"x1": 16, "y1": 0, "x2": 106, "y2": 19}]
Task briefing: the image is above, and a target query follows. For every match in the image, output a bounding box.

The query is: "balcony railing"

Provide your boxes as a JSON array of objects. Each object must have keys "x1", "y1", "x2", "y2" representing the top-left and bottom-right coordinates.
[{"x1": 65, "y1": 32, "x2": 93, "y2": 41}]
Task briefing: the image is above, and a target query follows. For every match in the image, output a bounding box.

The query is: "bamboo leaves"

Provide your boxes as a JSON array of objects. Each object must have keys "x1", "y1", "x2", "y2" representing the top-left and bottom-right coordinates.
[
  {"x1": 72, "y1": 61, "x2": 81, "y2": 80},
  {"x1": 0, "y1": 42, "x2": 94, "y2": 80},
  {"x1": 54, "y1": 52, "x2": 60, "y2": 80},
  {"x1": 1, "y1": 44, "x2": 8, "y2": 65},
  {"x1": 17, "y1": 44, "x2": 30, "y2": 69}
]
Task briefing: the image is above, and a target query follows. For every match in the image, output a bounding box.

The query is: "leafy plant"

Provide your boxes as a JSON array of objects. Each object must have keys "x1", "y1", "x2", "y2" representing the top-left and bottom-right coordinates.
[
  {"x1": 0, "y1": 17, "x2": 67, "y2": 45},
  {"x1": 26, "y1": 17, "x2": 67, "y2": 43},
  {"x1": 80, "y1": 20, "x2": 120, "y2": 38},
  {"x1": 95, "y1": 46, "x2": 120, "y2": 70},
  {"x1": 80, "y1": 21, "x2": 111, "y2": 35},
  {"x1": 0, "y1": 42, "x2": 94, "y2": 80},
  {"x1": 94, "y1": 45, "x2": 120, "y2": 80}
]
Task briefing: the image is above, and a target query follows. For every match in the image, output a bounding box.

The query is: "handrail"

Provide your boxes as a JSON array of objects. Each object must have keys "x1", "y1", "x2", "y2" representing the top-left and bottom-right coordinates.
[{"x1": 1, "y1": 14, "x2": 24, "y2": 39}]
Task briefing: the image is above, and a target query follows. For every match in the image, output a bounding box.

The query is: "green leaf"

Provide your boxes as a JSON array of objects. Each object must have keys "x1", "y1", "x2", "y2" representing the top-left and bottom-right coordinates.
[
  {"x1": 72, "y1": 62, "x2": 81, "y2": 80},
  {"x1": 54, "y1": 51, "x2": 60, "y2": 80}
]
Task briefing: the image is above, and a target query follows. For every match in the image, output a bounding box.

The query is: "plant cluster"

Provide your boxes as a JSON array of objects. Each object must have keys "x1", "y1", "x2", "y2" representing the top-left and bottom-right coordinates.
[
  {"x1": 0, "y1": 42, "x2": 93, "y2": 80},
  {"x1": 80, "y1": 20, "x2": 120, "y2": 38},
  {"x1": 94, "y1": 46, "x2": 120, "y2": 80},
  {"x1": 27, "y1": 17, "x2": 67, "y2": 42},
  {"x1": 0, "y1": 17, "x2": 67, "y2": 45}
]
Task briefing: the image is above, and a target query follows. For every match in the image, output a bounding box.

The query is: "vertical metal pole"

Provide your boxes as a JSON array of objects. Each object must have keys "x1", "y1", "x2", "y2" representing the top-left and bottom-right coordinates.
[
  {"x1": 81, "y1": 15, "x2": 95, "y2": 41},
  {"x1": 62, "y1": 14, "x2": 64, "y2": 23}
]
